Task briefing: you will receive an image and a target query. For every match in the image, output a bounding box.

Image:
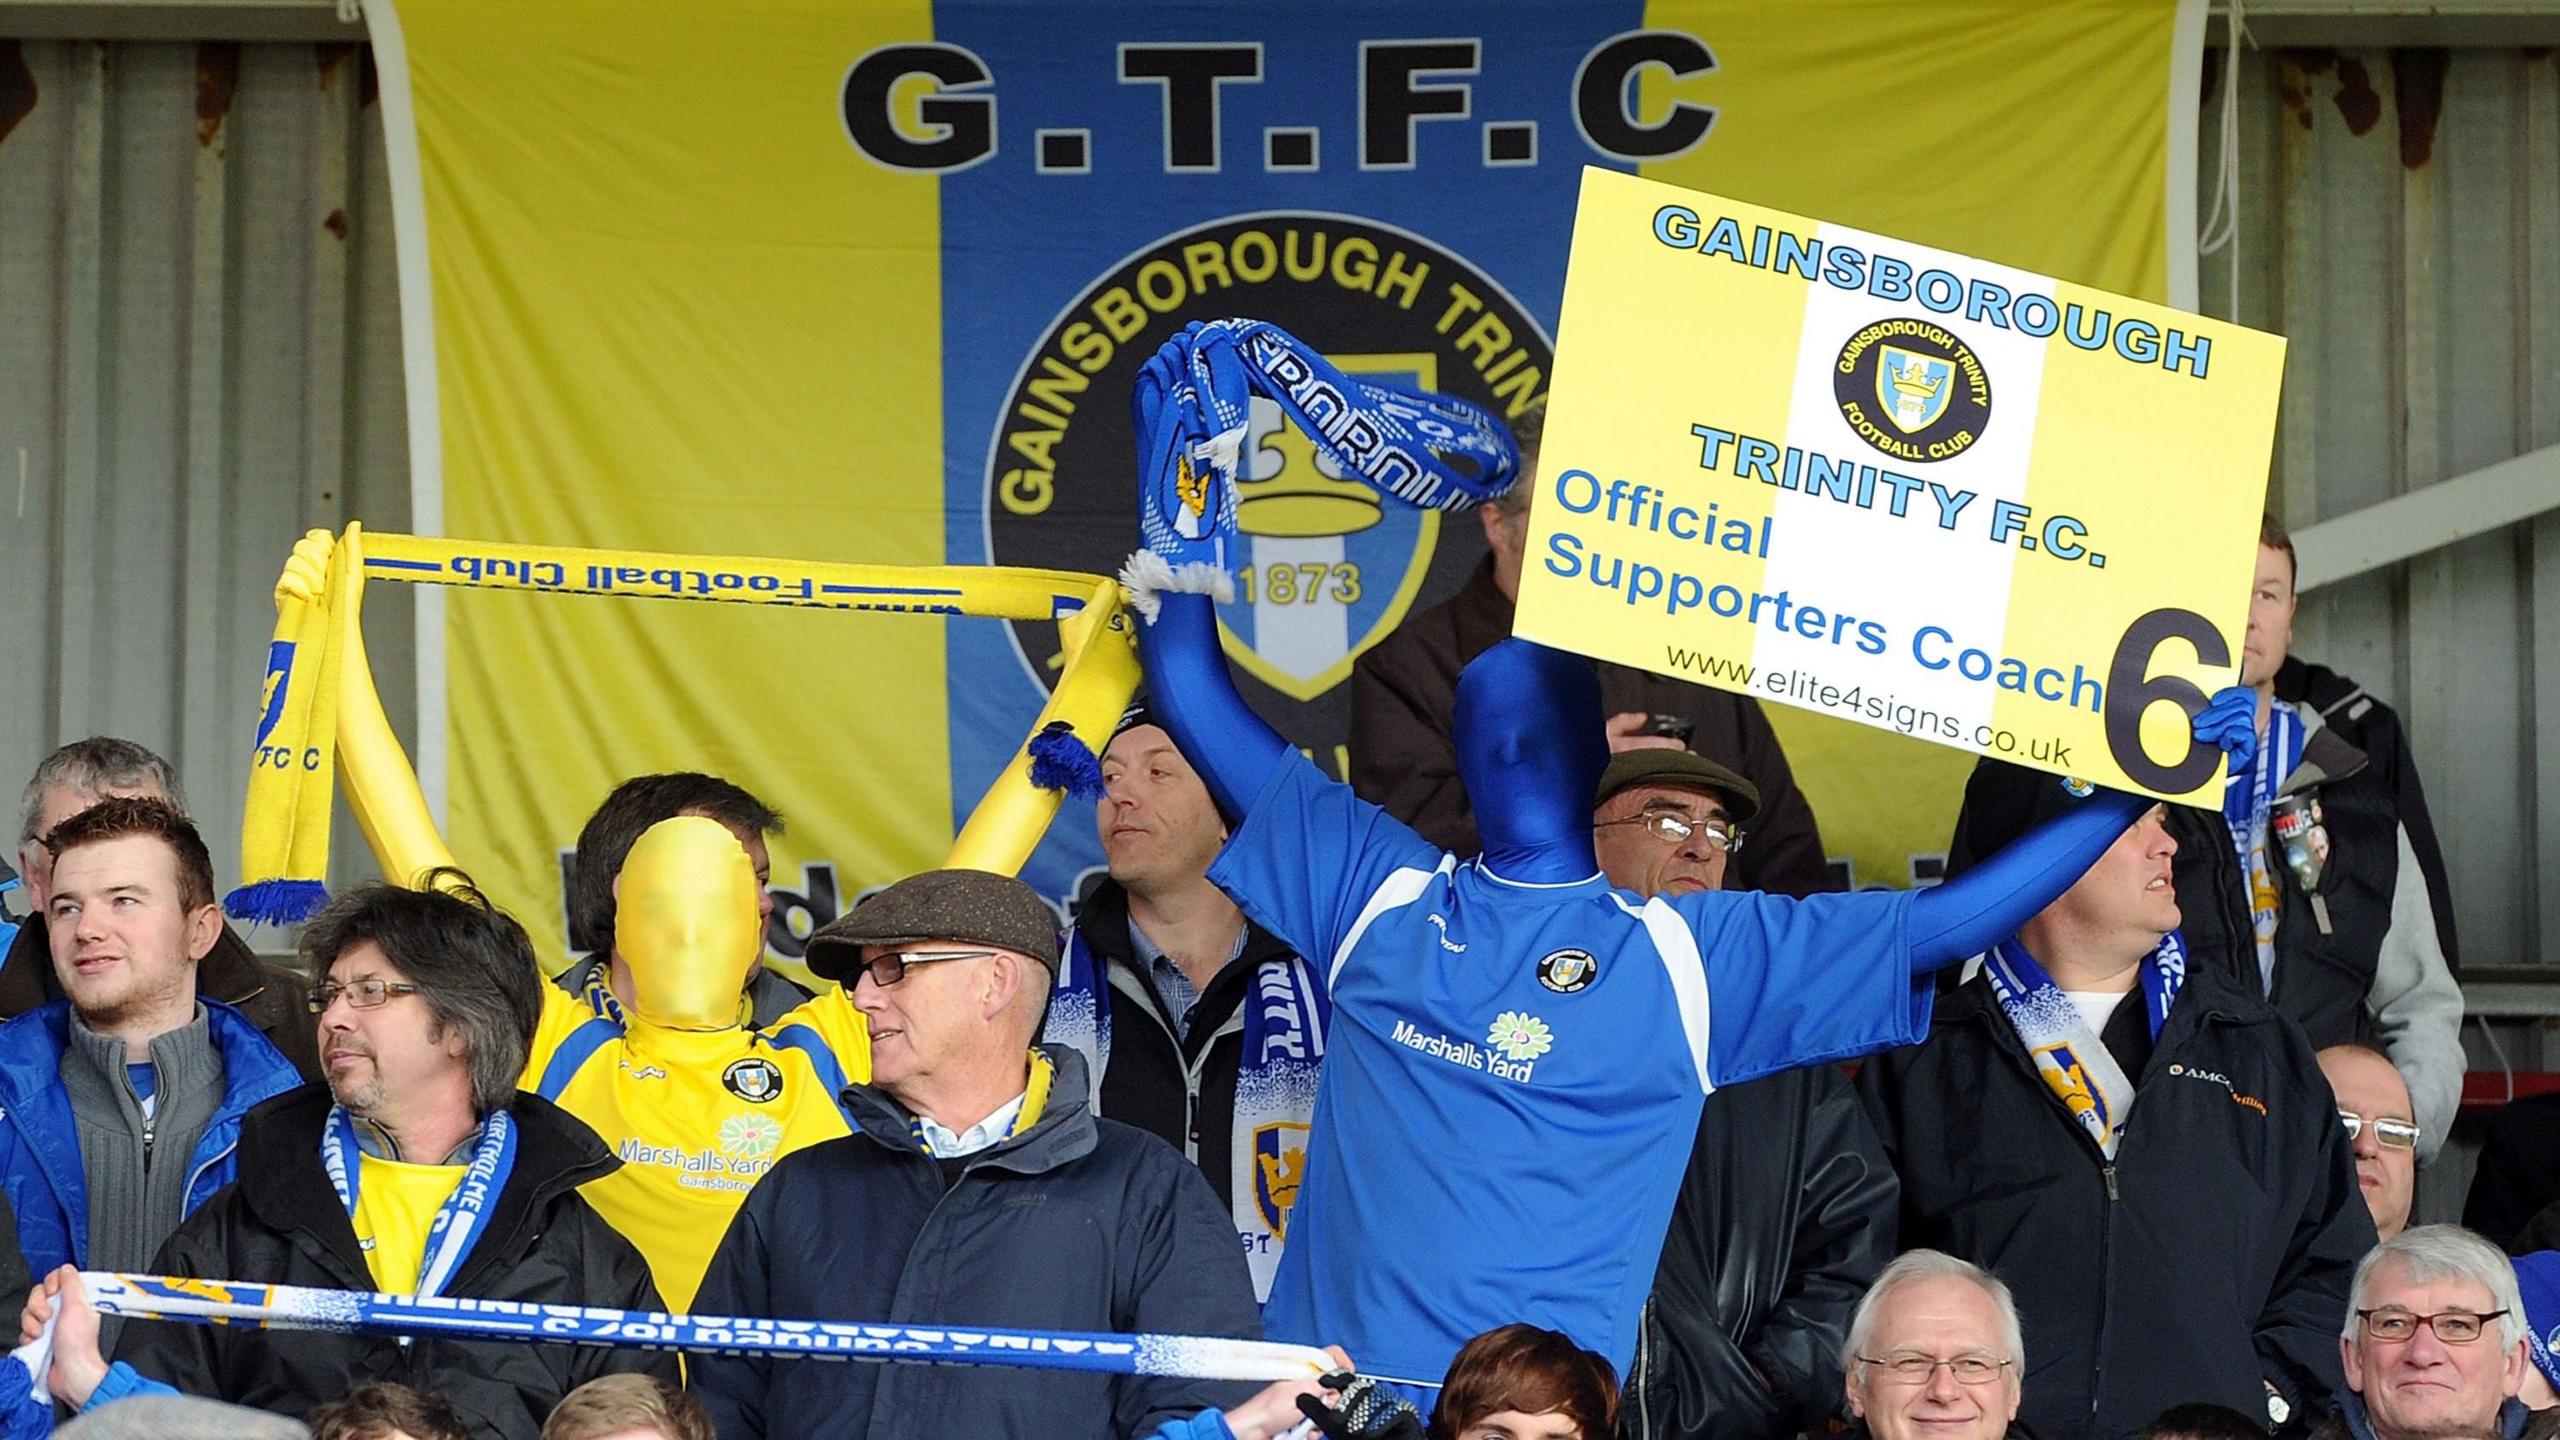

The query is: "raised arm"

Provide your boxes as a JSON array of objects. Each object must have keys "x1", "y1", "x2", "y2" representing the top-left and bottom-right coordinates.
[
  {"x1": 1905, "y1": 685, "x2": 2260, "y2": 970},
  {"x1": 1126, "y1": 320, "x2": 1517, "y2": 822}
]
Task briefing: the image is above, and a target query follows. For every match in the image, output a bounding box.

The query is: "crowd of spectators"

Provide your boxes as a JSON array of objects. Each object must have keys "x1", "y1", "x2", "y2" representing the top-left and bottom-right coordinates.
[{"x1": 0, "y1": 498, "x2": 2531, "y2": 1440}]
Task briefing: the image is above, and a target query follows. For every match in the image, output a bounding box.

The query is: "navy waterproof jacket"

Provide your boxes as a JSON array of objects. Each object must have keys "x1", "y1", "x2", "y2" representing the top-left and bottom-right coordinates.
[
  {"x1": 693, "y1": 1045, "x2": 1263, "y2": 1440},
  {"x1": 0, "y1": 997, "x2": 301, "y2": 1281}
]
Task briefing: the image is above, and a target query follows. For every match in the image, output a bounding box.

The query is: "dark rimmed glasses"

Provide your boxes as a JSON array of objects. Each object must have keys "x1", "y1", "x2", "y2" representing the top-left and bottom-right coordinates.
[
  {"x1": 2356, "y1": 1307, "x2": 2507, "y2": 1344},
  {"x1": 851, "y1": 948, "x2": 996, "y2": 988}
]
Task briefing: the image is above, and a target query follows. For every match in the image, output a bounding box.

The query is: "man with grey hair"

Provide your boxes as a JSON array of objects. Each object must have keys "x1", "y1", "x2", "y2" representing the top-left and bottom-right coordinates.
[
  {"x1": 33, "y1": 877, "x2": 672, "y2": 1439},
  {"x1": 1842, "y1": 1251, "x2": 2025, "y2": 1440},
  {"x1": 5, "y1": 737, "x2": 316, "y2": 1077},
  {"x1": 2316, "y1": 1225, "x2": 2558, "y2": 1440},
  {"x1": 694, "y1": 867, "x2": 1261, "y2": 1440}
]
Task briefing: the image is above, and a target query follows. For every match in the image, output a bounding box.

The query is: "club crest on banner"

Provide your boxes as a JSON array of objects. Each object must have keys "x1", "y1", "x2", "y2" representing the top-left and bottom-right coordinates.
[
  {"x1": 985, "y1": 212, "x2": 1550, "y2": 729},
  {"x1": 1253, "y1": 1121, "x2": 1308, "y2": 1238}
]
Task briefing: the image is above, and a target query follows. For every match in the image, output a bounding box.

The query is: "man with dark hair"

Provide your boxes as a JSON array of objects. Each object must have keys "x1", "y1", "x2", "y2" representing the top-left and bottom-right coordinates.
[
  {"x1": 1599, "y1": 751, "x2": 1899, "y2": 1440},
  {"x1": 560, "y1": 771, "x2": 807, "y2": 1027},
  {"x1": 694, "y1": 868, "x2": 1260, "y2": 1440},
  {"x1": 2171, "y1": 515, "x2": 2462, "y2": 1157},
  {"x1": 0, "y1": 798, "x2": 302, "y2": 1308},
  {"x1": 40, "y1": 877, "x2": 674, "y2": 1439},
  {"x1": 1046, "y1": 705, "x2": 1325, "y2": 1301},
  {"x1": 1865, "y1": 760, "x2": 2373, "y2": 1439},
  {"x1": 1348, "y1": 413, "x2": 1833, "y2": 897},
  {"x1": 5, "y1": 738, "x2": 317, "y2": 1075}
]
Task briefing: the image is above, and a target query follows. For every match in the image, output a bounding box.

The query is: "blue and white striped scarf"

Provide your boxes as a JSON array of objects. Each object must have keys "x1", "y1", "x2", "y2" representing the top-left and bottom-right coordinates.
[
  {"x1": 1046, "y1": 934, "x2": 1331, "y2": 1302},
  {"x1": 1984, "y1": 933, "x2": 2187, "y2": 1161},
  {"x1": 1125, "y1": 318, "x2": 1519, "y2": 614},
  {"x1": 2222, "y1": 701, "x2": 2306, "y2": 993},
  {"x1": 321, "y1": 1106, "x2": 518, "y2": 1298}
]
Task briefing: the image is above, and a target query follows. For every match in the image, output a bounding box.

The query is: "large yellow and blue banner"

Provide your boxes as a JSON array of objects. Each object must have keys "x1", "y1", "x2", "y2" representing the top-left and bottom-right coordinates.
[{"x1": 366, "y1": 0, "x2": 2204, "y2": 962}]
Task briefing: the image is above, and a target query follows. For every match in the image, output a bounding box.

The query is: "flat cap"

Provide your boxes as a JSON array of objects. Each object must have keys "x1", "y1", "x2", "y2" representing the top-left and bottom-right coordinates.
[
  {"x1": 1595, "y1": 750, "x2": 1761, "y2": 825},
  {"x1": 805, "y1": 868, "x2": 1062, "y2": 983}
]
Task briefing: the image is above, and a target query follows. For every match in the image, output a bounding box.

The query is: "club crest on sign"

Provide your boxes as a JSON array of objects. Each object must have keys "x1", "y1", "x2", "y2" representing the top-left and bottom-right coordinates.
[{"x1": 1833, "y1": 317, "x2": 1992, "y2": 464}]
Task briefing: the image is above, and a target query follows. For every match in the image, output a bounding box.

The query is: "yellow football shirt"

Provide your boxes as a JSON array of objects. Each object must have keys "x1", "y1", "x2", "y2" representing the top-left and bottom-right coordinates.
[
  {"x1": 351, "y1": 1154, "x2": 467, "y2": 1293},
  {"x1": 524, "y1": 982, "x2": 871, "y2": 1309}
]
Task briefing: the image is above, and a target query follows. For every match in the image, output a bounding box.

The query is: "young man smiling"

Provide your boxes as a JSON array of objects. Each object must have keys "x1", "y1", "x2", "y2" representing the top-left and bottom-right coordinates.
[{"x1": 0, "y1": 799, "x2": 298, "y2": 1307}]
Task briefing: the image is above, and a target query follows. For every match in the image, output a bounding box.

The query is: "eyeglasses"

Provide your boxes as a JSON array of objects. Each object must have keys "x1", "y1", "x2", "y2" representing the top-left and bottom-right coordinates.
[
  {"x1": 1857, "y1": 1353, "x2": 2014, "y2": 1386},
  {"x1": 307, "y1": 979, "x2": 424, "y2": 1014},
  {"x1": 2356, "y1": 1308, "x2": 2509, "y2": 1344},
  {"x1": 851, "y1": 949, "x2": 995, "y2": 988},
  {"x1": 2338, "y1": 1111, "x2": 2421, "y2": 1150},
  {"x1": 1595, "y1": 812, "x2": 1744, "y2": 855}
]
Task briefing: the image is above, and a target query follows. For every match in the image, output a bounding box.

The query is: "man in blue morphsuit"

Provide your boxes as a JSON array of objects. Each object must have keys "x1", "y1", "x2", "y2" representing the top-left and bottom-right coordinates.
[{"x1": 1121, "y1": 319, "x2": 2262, "y2": 1396}]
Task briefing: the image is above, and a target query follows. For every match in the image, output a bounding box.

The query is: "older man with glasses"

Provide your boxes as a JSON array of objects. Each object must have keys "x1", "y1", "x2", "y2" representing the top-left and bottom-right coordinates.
[
  {"x1": 1841, "y1": 1251, "x2": 2026, "y2": 1440},
  {"x1": 2315, "y1": 1226, "x2": 2557, "y2": 1440},
  {"x1": 1600, "y1": 752, "x2": 1899, "y2": 1440},
  {"x1": 2324, "y1": 1045, "x2": 2421, "y2": 1243},
  {"x1": 691, "y1": 868, "x2": 1261, "y2": 1440}
]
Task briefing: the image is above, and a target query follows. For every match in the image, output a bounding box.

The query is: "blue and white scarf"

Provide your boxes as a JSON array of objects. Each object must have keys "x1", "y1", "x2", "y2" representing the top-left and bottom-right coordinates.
[
  {"x1": 1046, "y1": 935, "x2": 1331, "y2": 1302},
  {"x1": 2221, "y1": 701, "x2": 2306, "y2": 993},
  {"x1": 1124, "y1": 318, "x2": 1519, "y2": 617},
  {"x1": 322, "y1": 1106, "x2": 518, "y2": 1298},
  {"x1": 1984, "y1": 933, "x2": 2187, "y2": 1161}
]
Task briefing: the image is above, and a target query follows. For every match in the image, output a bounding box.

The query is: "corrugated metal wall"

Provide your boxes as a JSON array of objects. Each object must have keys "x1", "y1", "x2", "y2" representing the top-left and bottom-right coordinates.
[
  {"x1": 0, "y1": 32, "x2": 2551, "y2": 995},
  {"x1": 2197, "y1": 43, "x2": 2558, "y2": 988},
  {"x1": 0, "y1": 37, "x2": 413, "y2": 895}
]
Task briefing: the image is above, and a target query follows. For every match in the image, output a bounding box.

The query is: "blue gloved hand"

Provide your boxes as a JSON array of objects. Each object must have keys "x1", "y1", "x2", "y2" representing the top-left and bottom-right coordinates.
[
  {"x1": 1132, "y1": 322, "x2": 1247, "y2": 573},
  {"x1": 2192, "y1": 684, "x2": 2260, "y2": 777}
]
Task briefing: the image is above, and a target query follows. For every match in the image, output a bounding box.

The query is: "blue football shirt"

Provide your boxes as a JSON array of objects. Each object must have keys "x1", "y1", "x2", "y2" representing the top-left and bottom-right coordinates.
[{"x1": 1216, "y1": 753, "x2": 1927, "y2": 1387}]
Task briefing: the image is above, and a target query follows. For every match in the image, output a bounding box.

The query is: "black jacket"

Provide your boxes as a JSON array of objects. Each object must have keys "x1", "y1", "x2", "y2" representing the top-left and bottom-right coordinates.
[
  {"x1": 2159, "y1": 690, "x2": 2466, "y2": 1155},
  {"x1": 2274, "y1": 657, "x2": 2459, "y2": 969},
  {"x1": 693, "y1": 1045, "x2": 1262, "y2": 1440},
  {"x1": 1626, "y1": 1063, "x2": 1897, "y2": 1440},
  {"x1": 0, "y1": 908, "x2": 320, "y2": 1081},
  {"x1": 1350, "y1": 557, "x2": 1832, "y2": 896},
  {"x1": 115, "y1": 1086, "x2": 675, "y2": 1439},
  {"x1": 1857, "y1": 955, "x2": 2373, "y2": 1440},
  {"x1": 2466, "y1": 1092, "x2": 2560, "y2": 1250},
  {"x1": 1063, "y1": 879, "x2": 1301, "y2": 1213}
]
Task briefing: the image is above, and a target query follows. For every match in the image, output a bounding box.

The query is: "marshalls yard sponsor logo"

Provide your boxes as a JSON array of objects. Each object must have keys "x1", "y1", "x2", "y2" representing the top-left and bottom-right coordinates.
[
  {"x1": 985, "y1": 212, "x2": 1549, "y2": 736},
  {"x1": 719, "y1": 1112, "x2": 784, "y2": 1161},
  {"x1": 1487, "y1": 1012, "x2": 1554, "y2": 1062},
  {"x1": 1536, "y1": 948, "x2": 1597, "y2": 994},
  {"x1": 1389, "y1": 1010, "x2": 1549, "y2": 1083},
  {"x1": 1834, "y1": 318, "x2": 1991, "y2": 463}
]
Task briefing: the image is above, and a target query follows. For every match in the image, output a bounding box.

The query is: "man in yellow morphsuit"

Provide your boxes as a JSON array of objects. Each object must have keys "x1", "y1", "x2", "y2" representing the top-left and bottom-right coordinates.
[{"x1": 522, "y1": 816, "x2": 868, "y2": 1307}]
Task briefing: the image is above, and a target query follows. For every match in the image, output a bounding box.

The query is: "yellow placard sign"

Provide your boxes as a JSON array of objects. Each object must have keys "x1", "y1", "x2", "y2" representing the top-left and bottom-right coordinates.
[{"x1": 1517, "y1": 169, "x2": 2287, "y2": 804}]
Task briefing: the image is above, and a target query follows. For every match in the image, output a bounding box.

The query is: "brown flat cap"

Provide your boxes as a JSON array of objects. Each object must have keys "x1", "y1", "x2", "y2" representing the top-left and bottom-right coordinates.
[
  {"x1": 1595, "y1": 750, "x2": 1761, "y2": 825},
  {"x1": 804, "y1": 868, "x2": 1062, "y2": 983}
]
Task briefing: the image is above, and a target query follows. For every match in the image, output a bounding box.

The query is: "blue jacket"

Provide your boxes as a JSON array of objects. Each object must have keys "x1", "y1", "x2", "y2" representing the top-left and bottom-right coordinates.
[{"x1": 0, "y1": 998, "x2": 301, "y2": 1280}]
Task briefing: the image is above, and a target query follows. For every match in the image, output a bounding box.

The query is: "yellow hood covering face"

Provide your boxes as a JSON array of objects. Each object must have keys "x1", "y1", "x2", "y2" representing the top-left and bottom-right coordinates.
[{"x1": 616, "y1": 816, "x2": 760, "y2": 1030}]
